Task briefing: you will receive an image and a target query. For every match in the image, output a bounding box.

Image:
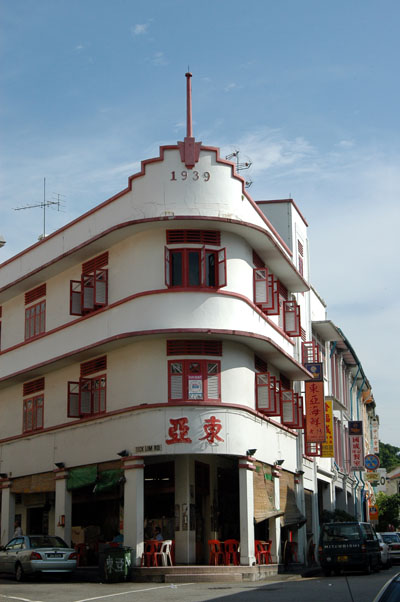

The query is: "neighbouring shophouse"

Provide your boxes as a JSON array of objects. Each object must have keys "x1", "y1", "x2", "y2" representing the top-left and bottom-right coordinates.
[{"x1": 0, "y1": 74, "x2": 379, "y2": 568}]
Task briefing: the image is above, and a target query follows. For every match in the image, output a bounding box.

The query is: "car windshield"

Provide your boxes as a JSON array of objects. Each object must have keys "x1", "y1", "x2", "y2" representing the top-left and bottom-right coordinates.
[
  {"x1": 378, "y1": 577, "x2": 400, "y2": 602},
  {"x1": 28, "y1": 536, "x2": 69, "y2": 549},
  {"x1": 321, "y1": 524, "x2": 360, "y2": 542},
  {"x1": 381, "y1": 534, "x2": 400, "y2": 544}
]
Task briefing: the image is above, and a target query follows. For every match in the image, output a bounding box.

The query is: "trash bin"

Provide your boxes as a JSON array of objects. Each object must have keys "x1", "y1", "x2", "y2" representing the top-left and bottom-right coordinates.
[{"x1": 101, "y1": 545, "x2": 133, "y2": 582}]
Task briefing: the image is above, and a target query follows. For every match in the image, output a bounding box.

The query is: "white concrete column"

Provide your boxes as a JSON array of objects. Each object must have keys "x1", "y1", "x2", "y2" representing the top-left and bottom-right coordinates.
[
  {"x1": 295, "y1": 473, "x2": 306, "y2": 564},
  {"x1": 54, "y1": 469, "x2": 72, "y2": 545},
  {"x1": 270, "y1": 467, "x2": 282, "y2": 563},
  {"x1": 122, "y1": 456, "x2": 144, "y2": 566},
  {"x1": 174, "y1": 455, "x2": 195, "y2": 564},
  {"x1": 0, "y1": 478, "x2": 15, "y2": 546},
  {"x1": 238, "y1": 456, "x2": 256, "y2": 566}
]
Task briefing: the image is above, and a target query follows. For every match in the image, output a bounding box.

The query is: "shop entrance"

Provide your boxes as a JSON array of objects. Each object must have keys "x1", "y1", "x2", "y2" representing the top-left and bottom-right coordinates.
[
  {"x1": 217, "y1": 464, "x2": 239, "y2": 541},
  {"x1": 195, "y1": 461, "x2": 210, "y2": 564},
  {"x1": 144, "y1": 461, "x2": 175, "y2": 540},
  {"x1": 27, "y1": 507, "x2": 48, "y2": 535}
]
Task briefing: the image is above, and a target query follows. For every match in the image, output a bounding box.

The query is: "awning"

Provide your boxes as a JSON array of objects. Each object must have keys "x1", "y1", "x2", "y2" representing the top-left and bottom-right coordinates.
[
  {"x1": 67, "y1": 466, "x2": 97, "y2": 491},
  {"x1": 280, "y1": 503, "x2": 307, "y2": 528},
  {"x1": 253, "y1": 462, "x2": 284, "y2": 523},
  {"x1": 93, "y1": 469, "x2": 124, "y2": 494}
]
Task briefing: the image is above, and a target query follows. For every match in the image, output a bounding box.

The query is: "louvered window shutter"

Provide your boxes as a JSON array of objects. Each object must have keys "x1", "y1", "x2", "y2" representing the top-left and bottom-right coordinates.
[
  {"x1": 207, "y1": 362, "x2": 220, "y2": 400},
  {"x1": 79, "y1": 378, "x2": 93, "y2": 414},
  {"x1": 94, "y1": 269, "x2": 108, "y2": 306},
  {"x1": 217, "y1": 248, "x2": 227, "y2": 287},
  {"x1": 283, "y1": 300, "x2": 301, "y2": 336},
  {"x1": 264, "y1": 274, "x2": 279, "y2": 314},
  {"x1": 254, "y1": 268, "x2": 269, "y2": 306},
  {"x1": 70, "y1": 281, "x2": 83, "y2": 316},
  {"x1": 169, "y1": 362, "x2": 184, "y2": 400},
  {"x1": 281, "y1": 389, "x2": 296, "y2": 425},
  {"x1": 82, "y1": 274, "x2": 95, "y2": 312},
  {"x1": 68, "y1": 382, "x2": 80, "y2": 417}
]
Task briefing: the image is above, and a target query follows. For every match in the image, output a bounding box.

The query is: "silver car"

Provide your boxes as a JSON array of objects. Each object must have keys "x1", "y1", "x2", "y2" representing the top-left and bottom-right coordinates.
[
  {"x1": 376, "y1": 532, "x2": 391, "y2": 569},
  {"x1": 379, "y1": 532, "x2": 400, "y2": 564},
  {"x1": 0, "y1": 535, "x2": 77, "y2": 581}
]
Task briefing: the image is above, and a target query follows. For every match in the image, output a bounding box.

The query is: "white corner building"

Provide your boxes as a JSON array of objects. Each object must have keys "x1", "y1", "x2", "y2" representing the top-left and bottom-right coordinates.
[{"x1": 0, "y1": 74, "x2": 379, "y2": 571}]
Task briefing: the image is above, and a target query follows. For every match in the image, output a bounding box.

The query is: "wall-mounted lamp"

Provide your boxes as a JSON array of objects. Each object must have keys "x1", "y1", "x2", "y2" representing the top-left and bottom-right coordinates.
[
  {"x1": 54, "y1": 462, "x2": 65, "y2": 469},
  {"x1": 117, "y1": 450, "x2": 131, "y2": 457},
  {"x1": 275, "y1": 459, "x2": 285, "y2": 466},
  {"x1": 58, "y1": 515, "x2": 65, "y2": 527},
  {"x1": 246, "y1": 449, "x2": 257, "y2": 457},
  {"x1": 0, "y1": 473, "x2": 8, "y2": 478},
  {"x1": 296, "y1": 469, "x2": 305, "y2": 475}
]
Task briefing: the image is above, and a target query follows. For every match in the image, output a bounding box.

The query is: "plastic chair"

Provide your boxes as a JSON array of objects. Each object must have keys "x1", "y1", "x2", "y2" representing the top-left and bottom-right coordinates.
[
  {"x1": 224, "y1": 539, "x2": 240, "y2": 566},
  {"x1": 141, "y1": 540, "x2": 159, "y2": 567},
  {"x1": 208, "y1": 539, "x2": 224, "y2": 565},
  {"x1": 154, "y1": 539, "x2": 173, "y2": 566},
  {"x1": 255, "y1": 540, "x2": 271, "y2": 565}
]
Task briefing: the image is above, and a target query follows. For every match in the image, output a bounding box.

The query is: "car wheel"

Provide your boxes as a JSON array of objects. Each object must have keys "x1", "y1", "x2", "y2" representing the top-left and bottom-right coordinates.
[{"x1": 15, "y1": 563, "x2": 24, "y2": 582}]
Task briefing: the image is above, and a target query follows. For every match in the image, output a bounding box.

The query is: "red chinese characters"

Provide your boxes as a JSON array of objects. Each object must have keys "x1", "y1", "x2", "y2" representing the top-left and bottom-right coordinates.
[
  {"x1": 305, "y1": 380, "x2": 326, "y2": 443},
  {"x1": 166, "y1": 417, "x2": 192, "y2": 445},
  {"x1": 165, "y1": 415, "x2": 224, "y2": 445},
  {"x1": 199, "y1": 415, "x2": 224, "y2": 444}
]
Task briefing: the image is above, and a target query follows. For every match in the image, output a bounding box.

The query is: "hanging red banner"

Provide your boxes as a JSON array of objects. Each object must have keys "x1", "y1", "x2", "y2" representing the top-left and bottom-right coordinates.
[{"x1": 305, "y1": 380, "x2": 326, "y2": 443}]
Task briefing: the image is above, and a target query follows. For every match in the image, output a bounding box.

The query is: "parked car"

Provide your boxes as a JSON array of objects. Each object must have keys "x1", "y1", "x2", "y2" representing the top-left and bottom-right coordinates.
[
  {"x1": 379, "y1": 533, "x2": 400, "y2": 564},
  {"x1": 376, "y1": 532, "x2": 392, "y2": 569},
  {"x1": 0, "y1": 535, "x2": 77, "y2": 581},
  {"x1": 319, "y1": 521, "x2": 381, "y2": 575},
  {"x1": 372, "y1": 571, "x2": 400, "y2": 601}
]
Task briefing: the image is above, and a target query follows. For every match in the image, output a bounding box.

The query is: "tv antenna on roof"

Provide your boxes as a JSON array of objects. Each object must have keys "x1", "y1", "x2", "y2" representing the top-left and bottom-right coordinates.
[
  {"x1": 14, "y1": 178, "x2": 65, "y2": 240},
  {"x1": 225, "y1": 149, "x2": 253, "y2": 188}
]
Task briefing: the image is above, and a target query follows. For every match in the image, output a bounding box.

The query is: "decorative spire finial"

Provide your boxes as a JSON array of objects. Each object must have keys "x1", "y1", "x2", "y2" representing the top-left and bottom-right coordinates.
[{"x1": 178, "y1": 71, "x2": 202, "y2": 169}]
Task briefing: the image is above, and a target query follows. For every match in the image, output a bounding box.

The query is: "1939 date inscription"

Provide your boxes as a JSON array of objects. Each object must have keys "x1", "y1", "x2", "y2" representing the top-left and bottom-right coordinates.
[{"x1": 170, "y1": 170, "x2": 210, "y2": 182}]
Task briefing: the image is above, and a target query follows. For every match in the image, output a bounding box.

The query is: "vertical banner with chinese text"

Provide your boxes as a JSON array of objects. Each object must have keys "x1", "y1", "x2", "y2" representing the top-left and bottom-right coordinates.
[
  {"x1": 305, "y1": 379, "x2": 326, "y2": 443},
  {"x1": 349, "y1": 420, "x2": 365, "y2": 471},
  {"x1": 321, "y1": 400, "x2": 334, "y2": 457}
]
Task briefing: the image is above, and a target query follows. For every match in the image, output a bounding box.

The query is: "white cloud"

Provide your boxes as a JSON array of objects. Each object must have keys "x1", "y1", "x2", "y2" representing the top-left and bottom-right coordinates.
[
  {"x1": 132, "y1": 24, "x2": 149, "y2": 36},
  {"x1": 151, "y1": 52, "x2": 168, "y2": 66}
]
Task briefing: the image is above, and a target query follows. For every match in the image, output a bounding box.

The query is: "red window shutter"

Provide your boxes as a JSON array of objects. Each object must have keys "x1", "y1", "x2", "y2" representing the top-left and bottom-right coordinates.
[
  {"x1": 80, "y1": 356, "x2": 107, "y2": 377},
  {"x1": 200, "y1": 246, "x2": 206, "y2": 286},
  {"x1": 281, "y1": 389, "x2": 296, "y2": 426},
  {"x1": 23, "y1": 399, "x2": 33, "y2": 432},
  {"x1": 94, "y1": 269, "x2": 108, "y2": 306},
  {"x1": 254, "y1": 268, "x2": 269, "y2": 307},
  {"x1": 169, "y1": 361, "x2": 184, "y2": 401},
  {"x1": 298, "y1": 240, "x2": 304, "y2": 257},
  {"x1": 79, "y1": 378, "x2": 92, "y2": 415},
  {"x1": 82, "y1": 274, "x2": 95, "y2": 312},
  {"x1": 217, "y1": 248, "x2": 227, "y2": 287},
  {"x1": 305, "y1": 441, "x2": 321, "y2": 456},
  {"x1": 92, "y1": 376, "x2": 106, "y2": 413},
  {"x1": 23, "y1": 378, "x2": 45, "y2": 397},
  {"x1": 298, "y1": 256, "x2": 304, "y2": 276},
  {"x1": 166, "y1": 340, "x2": 222, "y2": 356},
  {"x1": 295, "y1": 395, "x2": 304, "y2": 429},
  {"x1": 166, "y1": 230, "x2": 220, "y2": 246},
  {"x1": 256, "y1": 373, "x2": 270, "y2": 412},
  {"x1": 82, "y1": 251, "x2": 108, "y2": 274},
  {"x1": 254, "y1": 355, "x2": 268, "y2": 373},
  {"x1": 264, "y1": 274, "x2": 279, "y2": 314},
  {"x1": 206, "y1": 362, "x2": 220, "y2": 400},
  {"x1": 35, "y1": 396, "x2": 44, "y2": 429},
  {"x1": 68, "y1": 382, "x2": 80, "y2": 417},
  {"x1": 252, "y1": 251, "x2": 264, "y2": 269},
  {"x1": 25, "y1": 283, "x2": 46, "y2": 305},
  {"x1": 283, "y1": 301, "x2": 301, "y2": 337},
  {"x1": 70, "y1": 280, "x2": 83, "y2": 316},
  {"x1": 165, "y1": 247, "x2": 171, "y2": 286}
]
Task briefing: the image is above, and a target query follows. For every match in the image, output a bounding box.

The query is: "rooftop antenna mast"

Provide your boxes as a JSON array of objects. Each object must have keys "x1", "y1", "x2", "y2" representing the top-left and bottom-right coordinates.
[
  {"x1": 225, "y1": 150, "x2": 253, "y2": 188},
  {"x1": 13, "y1": 178, "x2": 64, "y2": 239}
]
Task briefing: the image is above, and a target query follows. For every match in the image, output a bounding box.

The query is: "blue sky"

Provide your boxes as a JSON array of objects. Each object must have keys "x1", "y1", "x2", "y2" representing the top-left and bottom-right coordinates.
[{"x1": 1, "y1": 1, "x2": 399, "y2": 446}]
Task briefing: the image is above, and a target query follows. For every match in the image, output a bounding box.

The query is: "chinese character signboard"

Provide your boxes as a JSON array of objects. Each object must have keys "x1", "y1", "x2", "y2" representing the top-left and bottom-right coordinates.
[
  {"x1": 166, "y1": 415, "x2": 224, "y2": 446},
  {"x1": 349, "y1": 421, "x2": 365, "y2": 471},
  {"x1": 305, "y1": 380, "x2": 326, "y2": 442},
  {"x1": 321, "y1": 400, "x2": 334, "y2": 457},
  {"x1": 371, "y1": 419, "x2": 379, "y2": 454}
]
